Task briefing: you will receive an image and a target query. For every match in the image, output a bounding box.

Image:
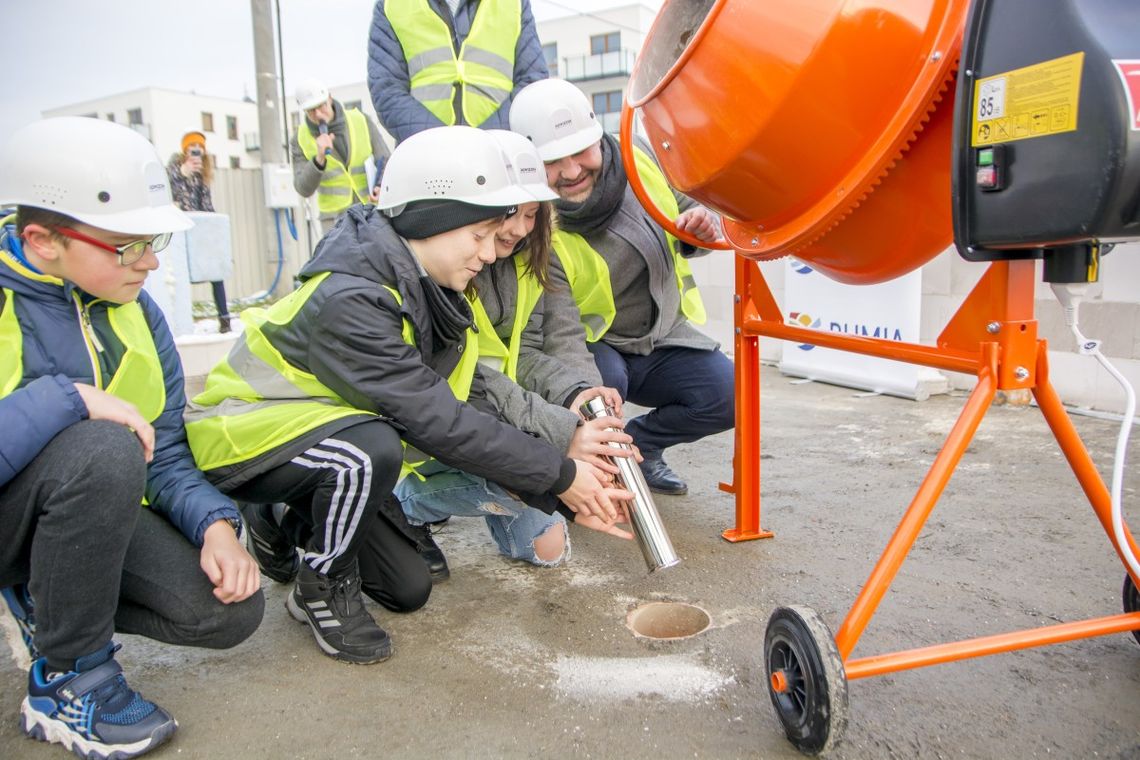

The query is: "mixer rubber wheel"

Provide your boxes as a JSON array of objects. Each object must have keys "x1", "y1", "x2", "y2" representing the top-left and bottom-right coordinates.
[
  {"x1": 1125, "y1": 574, "x2": 1140, "y2": 647},
  {"x1": 764, "y1": 606, "x2": 848, "y2": 755}
]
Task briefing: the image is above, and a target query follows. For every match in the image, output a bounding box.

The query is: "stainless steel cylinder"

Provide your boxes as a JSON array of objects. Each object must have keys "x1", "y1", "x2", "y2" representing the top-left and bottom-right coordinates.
[{"x1": 581, "y1": 397, "x2": 680, "y2": 572}]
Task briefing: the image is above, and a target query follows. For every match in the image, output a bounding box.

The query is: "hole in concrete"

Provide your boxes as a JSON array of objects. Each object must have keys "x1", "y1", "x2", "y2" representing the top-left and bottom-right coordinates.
[{"x1": 627, "y1": 602, "x2": 711, "y2": 640}]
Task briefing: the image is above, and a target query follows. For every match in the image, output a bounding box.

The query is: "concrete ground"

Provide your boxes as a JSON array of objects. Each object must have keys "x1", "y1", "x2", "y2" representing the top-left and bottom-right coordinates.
[{"x1": 2, "y1": 365, "x2": 1139, "y2": 759}]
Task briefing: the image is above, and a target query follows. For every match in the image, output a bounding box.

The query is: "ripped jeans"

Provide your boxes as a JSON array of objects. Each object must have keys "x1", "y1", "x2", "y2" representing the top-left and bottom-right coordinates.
[{"x1": 395, "y1": 468, "x2": 569, "y2": 567}]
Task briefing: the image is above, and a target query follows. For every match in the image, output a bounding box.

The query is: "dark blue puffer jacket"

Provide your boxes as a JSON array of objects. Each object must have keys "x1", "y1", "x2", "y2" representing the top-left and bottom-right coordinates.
[
  {"x1": 367, "y1": 0, "x2": 549, "y2": 144},
  {"x1": 0, "y1": 224, "x2": 241, "y2": 546}
]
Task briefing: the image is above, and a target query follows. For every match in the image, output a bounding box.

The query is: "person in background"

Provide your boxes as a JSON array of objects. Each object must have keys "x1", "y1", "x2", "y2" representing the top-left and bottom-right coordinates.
[
  {"x1": 510, "y1": 78, "x2": 734, "y2": 497},
  {"x1": 367, "y1": 0, "x2": 548, "y2": 144},
  {"x1": 291, "y1": 77, "x2": 391, "y2": 235},
  {"x1": 0, "y1": 117, "x2": 264, "y2": 760},
  {"x1": 167, "y1": 130, "x2": 233, "y2": 333}
]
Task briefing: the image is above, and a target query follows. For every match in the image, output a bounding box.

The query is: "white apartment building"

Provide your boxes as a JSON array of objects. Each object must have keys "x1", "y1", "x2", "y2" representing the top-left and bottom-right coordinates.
[
  {"x1": 44, "y1": 88, "x2": 262, "y2": 169},
  {"x1": 535, "y1": 3, "x2": 660, "y2": 134}
]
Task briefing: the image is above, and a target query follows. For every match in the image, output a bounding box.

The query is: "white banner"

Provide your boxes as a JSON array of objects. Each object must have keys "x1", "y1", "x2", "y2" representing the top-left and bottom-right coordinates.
[{"x1": 779, "y1": 259, "x2": 944, "y2": 400}]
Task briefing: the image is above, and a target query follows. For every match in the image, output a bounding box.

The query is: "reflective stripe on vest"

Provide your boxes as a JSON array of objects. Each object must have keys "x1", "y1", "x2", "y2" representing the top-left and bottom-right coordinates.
[
  {"x1": 0, "y1": 287, "x2": 165, "y2": 421},
  {"x1": 0, "y1": 290, "x2": 19, "y2": 396},
  {"x1": 297, "y1": 109, "x2": 372, "y2": 215},
  {"x1": 551, "y1": 145, "x2": 707, "y2": 341},
  {"x1": 470, "y1": 256, "x2": 540, "y2": 380},
  {"x1": 386, "y1": 0, "x2": 519, "y2": 127},
  {"x1": 186, "y1": 272, "x2": 370, "y2": 471},
  {"x1": 185, "y1": 275, "x2": 480, "y2": 482}
]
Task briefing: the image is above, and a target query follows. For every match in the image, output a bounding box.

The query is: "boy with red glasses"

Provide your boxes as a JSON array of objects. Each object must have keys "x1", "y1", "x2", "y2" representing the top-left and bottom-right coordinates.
[{"x1": 0, "y1": 117, "x2": 264, "y2": 760}]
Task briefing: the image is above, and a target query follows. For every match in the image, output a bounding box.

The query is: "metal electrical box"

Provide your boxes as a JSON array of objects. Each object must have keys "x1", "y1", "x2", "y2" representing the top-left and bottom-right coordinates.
[
  {"x1": 952, "y1": 0, "x2": 1140, "y2": 262},
  {"x1": 262, "y1": 163, "x2": 298, "y2": 209}
]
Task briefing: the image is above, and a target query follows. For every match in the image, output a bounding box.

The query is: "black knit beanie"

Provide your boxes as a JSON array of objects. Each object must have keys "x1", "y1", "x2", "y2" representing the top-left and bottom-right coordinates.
[{"x1": 388, "y1": 199, "x2": 514, "y2": 240}]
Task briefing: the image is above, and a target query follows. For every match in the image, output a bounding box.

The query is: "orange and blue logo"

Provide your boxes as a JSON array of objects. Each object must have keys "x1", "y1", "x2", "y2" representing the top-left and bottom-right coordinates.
[{"x1": 787, "y1": 311, "x2": 820, "y2": 351}]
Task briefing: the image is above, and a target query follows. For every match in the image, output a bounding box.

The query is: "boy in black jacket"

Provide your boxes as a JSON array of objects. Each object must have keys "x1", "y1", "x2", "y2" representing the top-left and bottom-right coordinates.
[{"x1": 186, "y1": 126, "x2": 630, "y2": 665}]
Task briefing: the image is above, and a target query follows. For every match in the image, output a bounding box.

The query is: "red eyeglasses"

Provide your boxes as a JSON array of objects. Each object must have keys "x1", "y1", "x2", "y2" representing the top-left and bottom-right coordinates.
[{"x1": 55, "y1": 228, "x2": 173, "y2": 266}]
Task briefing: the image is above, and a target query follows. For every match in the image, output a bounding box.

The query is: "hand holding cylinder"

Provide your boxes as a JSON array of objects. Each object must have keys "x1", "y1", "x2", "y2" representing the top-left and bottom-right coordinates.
[{"x1": 580, "y1": 397, "x2": 680, "y2": 571}]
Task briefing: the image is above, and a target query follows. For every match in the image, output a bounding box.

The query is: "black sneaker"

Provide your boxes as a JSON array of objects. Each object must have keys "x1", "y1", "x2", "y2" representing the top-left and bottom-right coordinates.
[
  {"x1": 241, "y1": 503, "x2": 300, "y2": 584},
  {"x1": 22, "y1": 643, "x2": 177, "y2": 760},
  {"x1": 409, "y1": 522, "x2": 450, "y2": 583},
  {"x1": 2, "y1": 583, "x2": 39, "y2": 660},
  {"x1": 286, "y1": 564, "x2": 392, "y2": 665}
]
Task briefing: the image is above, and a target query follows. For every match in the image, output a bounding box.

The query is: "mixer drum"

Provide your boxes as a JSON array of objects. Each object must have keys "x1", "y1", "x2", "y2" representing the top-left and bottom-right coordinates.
[{"x1": 628, "y1": 0, "x2": 968, "y2": 284}]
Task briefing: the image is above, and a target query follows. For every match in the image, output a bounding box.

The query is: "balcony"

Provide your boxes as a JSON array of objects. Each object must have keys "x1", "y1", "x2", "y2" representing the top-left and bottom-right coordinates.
[{"x1": 562, "y1": 49, "x2": 636, "y2": 82}]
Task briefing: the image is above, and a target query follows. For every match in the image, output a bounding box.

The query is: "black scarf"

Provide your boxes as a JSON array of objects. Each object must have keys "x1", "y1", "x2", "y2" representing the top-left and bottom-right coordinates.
[
  {"x1": 554, "y1": 132, "x2": 627, "y2": 237},
  {"x1": 419, "y1": 275, "x2": 473, "y2": 349}
]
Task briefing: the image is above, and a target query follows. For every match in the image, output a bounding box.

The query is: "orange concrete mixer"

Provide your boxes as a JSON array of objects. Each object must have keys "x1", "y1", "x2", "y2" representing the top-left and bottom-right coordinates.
[
  {"x1": 623, "y1": 0, "x2": 964, "y2": 285},
  {"x1": 622, "y1": 0, "x2": 1140, "y2": 754}
]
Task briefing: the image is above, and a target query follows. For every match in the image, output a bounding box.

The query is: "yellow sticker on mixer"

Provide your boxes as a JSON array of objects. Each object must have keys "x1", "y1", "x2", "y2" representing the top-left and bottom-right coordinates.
[{"x1": 971, "y1": 52, "x2": 1084, "y2": 146}]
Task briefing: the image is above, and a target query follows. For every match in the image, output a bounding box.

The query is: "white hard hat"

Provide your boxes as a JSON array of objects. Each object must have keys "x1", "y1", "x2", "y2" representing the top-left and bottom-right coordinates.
[
  {"x1": 486, "y1": 130, "x2": 557, "y2": 202},
  {"x1": 376, "y1": 126, "x2": 538, "y2": 215},
  {"x1": 509, "y1": 79, "x2": 604, "y2": 162},
  {"x1": 0, "y1": 117, "x2": 191, "y2": 235},
  {"x1": 295, "y1": 77, "x2": 330, "y2": 110}
]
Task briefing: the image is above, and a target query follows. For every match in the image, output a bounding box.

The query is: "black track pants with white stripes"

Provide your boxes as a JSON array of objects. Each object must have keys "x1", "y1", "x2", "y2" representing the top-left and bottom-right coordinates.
[{"x1": 229, "y1": 419, "x2": 430, "y2": 611}]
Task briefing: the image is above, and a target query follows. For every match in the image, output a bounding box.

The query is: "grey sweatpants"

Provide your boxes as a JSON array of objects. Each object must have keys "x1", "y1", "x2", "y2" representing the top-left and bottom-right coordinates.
[{"x1": 0, "y1": 420, "x2": 264, "y2": 669}]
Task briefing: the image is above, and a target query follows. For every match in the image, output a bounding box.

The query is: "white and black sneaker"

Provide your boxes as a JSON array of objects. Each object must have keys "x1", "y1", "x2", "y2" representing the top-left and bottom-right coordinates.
[{"x1": 286, "y1": 564, "x2": 391, "y2": 665}]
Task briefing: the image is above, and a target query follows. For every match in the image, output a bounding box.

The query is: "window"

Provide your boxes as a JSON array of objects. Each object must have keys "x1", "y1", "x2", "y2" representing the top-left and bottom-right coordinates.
[
  {"x1": 229, "y1": 156, "x2": 241, "y2": 169},
  {"x1": 127, "y1": 108, "x2": 143, "y2": 125},
  {"x1": 105, "y1": 112, "x2": 116, "y2": 123},
  {"x1": 226, "y1": 115, "x2": 238, "y2": 140},
  {"x1": 592, "y1": 90, "x2": 623, "y2": 115},
  {"x1": 201, "y1": 112, "x2": 214, "y2": 132},
  {"x1": 590, "y1": 32, "x2": 620, "y2": 55},
  {"x1": 344, "y1": 100, "x2": 362, "y2": 112},
  {"x1": 542, "y1": 42, "x2": 558, "y2": 77},
  {"x1": 592, "y1": 90, "x2": 623, "y2": 132}
]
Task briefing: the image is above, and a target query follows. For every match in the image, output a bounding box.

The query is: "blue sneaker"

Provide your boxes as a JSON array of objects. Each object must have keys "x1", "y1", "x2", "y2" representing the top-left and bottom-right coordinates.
[
  {"x1": 1, "y1": 583, "x2": 38, "y2": 660},
  {"x1": 21, "y1": 644, "x2": 177, "y2": 760}
]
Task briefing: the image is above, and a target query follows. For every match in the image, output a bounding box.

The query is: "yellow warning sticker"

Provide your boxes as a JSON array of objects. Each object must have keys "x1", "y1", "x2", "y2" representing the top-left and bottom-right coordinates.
[{"x1": 971, "y1": 52, "x2": 1084, "y2": 146}]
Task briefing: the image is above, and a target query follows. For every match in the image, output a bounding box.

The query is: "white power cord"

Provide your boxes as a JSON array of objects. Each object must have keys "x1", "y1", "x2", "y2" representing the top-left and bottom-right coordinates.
[{"x1": 1051, "y1": 283, "x2": 1140, "y2": 581}]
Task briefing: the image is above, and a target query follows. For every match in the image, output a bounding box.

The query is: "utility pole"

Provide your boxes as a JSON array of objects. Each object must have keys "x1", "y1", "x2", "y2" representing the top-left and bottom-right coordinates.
[
  {"x1": 251, "y1": 0, "x2": 283, "y2": 164},
  {"x1": 248, "y1": 0, "x2": 298, "y2": 298}
]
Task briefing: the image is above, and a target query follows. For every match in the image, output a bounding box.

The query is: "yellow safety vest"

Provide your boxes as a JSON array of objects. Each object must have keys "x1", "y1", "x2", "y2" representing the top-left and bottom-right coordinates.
[
  {"x1": 0, "y1": 283, "x2": 165, "y2": 422},
  {"x1": 297, "y1": 108, "x2": 373, "y2": 215},
  {"x1": 470, "y1": 256, "x2": 540, "y2": 381},
  {"x1": 551, "y1": 145, "x2": 707, "y2": 342},
  {"x1": 186, "y1": 274, "x2": 479, "y2": 481},
  {"x1": 386, "y1": 0, "x2": 519, "y2": 127}
]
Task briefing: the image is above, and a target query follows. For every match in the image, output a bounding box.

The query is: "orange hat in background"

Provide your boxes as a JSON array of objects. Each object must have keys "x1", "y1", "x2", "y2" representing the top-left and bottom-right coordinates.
[{"x1": 181, "y1": 131, "x2": 206, "y2": 153}]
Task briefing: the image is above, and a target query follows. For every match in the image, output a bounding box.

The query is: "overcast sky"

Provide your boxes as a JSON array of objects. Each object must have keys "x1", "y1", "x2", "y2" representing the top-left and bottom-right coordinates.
[{"x1": 0, "y1": 0, "x2": 661, "y2": 144}]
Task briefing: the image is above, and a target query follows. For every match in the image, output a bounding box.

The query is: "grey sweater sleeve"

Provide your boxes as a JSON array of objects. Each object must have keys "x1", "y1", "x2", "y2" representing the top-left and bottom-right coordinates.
[
  {"x1": 478, "y1": 364, "x2": 580, "y2": 455},
  {"x1": 291, "y1": 135, "x2": 323, "y2": 198},
  {"x1": 515, "y1": 290, "x2": 599, "y2": 407}
]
